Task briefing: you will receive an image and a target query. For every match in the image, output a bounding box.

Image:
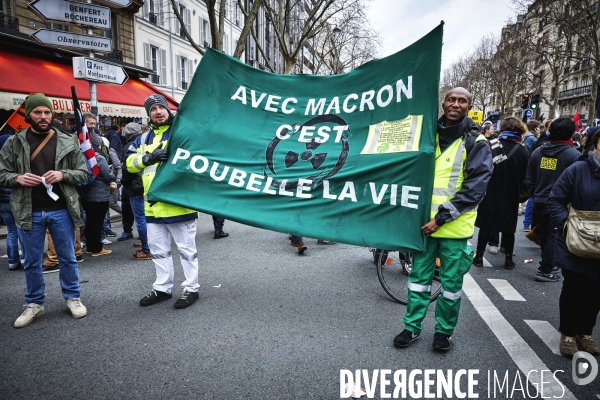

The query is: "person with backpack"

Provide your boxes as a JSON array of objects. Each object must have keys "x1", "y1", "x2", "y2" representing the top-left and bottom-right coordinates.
[
  {"x1": 394, "y1": 87, "x2": 493, "y2": 352},
  {"x1": 473, "y1": 117, "x2": 529, "y2": 270},
  {"x1": 525, "y1": 117, "x2": 582, "y2": 282}
]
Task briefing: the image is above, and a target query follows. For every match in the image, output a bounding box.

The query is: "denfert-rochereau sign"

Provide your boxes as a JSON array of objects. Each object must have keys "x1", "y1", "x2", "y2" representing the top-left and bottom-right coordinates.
[{"x1": 28, "y1": 0, "x2": 111, "y2": 30}]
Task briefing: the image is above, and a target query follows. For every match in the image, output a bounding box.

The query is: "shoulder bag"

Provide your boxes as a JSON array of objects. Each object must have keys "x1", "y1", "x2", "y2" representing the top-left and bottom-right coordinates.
[{"x1": 564, "y1": 205, "x2": 600, "y2": 259}]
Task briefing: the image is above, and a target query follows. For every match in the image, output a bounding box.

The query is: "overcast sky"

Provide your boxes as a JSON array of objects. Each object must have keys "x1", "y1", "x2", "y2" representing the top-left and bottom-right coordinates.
[{"x1": 366, "y1": 0, "x2": 516, "y2": 72}]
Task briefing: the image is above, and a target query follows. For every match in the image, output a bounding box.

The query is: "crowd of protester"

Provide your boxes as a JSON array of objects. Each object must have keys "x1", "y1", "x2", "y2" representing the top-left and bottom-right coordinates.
[{"x1": 0, "y1": 92, "x2": 598, "y2": 359}]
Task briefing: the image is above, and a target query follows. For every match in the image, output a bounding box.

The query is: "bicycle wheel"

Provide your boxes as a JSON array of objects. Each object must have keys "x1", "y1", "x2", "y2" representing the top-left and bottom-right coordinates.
[{"x1": 376, "y1": 250, "x2": 441, "y2": 304}]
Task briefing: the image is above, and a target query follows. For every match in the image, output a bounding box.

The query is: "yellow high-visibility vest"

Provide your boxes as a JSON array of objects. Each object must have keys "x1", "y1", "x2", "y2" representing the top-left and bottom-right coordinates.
[
  {"x1": 430, "y1": 133, "x2": 486, "y2": 239},
  {"x1": 126, "y1": 125, "x2": 197, "y2": 219}
]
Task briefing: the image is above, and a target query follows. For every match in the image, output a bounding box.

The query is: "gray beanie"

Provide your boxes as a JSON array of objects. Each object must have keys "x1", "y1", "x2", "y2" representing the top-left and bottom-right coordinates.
[
  {"x1": 144, "y1": 94, "x2": 171, "y2": 116},
  {"x1": 122, "y1": 122, "x2": 141, "y2": 137}
]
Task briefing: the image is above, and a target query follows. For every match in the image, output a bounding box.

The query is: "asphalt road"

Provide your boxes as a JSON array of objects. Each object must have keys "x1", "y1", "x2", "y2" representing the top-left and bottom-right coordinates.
[{"x1": 0, "y1": 213, "x2": 598, "y2": 399}]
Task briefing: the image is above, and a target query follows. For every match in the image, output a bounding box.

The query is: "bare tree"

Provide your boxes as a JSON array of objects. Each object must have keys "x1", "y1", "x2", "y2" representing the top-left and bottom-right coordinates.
[
  {"x1": 309, "y1": 1, "x2": 381, "y2": 74},
  {"x1": 169, "y1": 0, "x2": 264, "y2": 58},
  {"x1": 254, "y1": 0, "x2": 363, "y2": 74}
]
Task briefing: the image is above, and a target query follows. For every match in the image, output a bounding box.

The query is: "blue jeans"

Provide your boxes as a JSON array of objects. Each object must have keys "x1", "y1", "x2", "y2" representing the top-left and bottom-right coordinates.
[
  {"x1": 17, "y1": 209, "x2": 81, "y2": 304},
  {"x1": 130, "y1": 195, "x2": 149, "y2": 254},
  {"x1": 523, "y1": 197, "x2": 533, "y2": 227},
  {"x1": 0, "y1": 203, "x2": 22, "y2": 268}
]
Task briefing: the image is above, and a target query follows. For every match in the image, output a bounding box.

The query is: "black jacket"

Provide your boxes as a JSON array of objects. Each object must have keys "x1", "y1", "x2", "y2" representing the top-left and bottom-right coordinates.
[
  {"x1": 104, "y1": 129, "x2": 124, "y2": 159},
  {"x1": 475, "y1": 140, "x2": 529, "y2": 232},
  {"x1": 121, "y1": 134, "x2": 143, "y2": 196},
  {"x1": 434, "y1": 116, "x2": 493, "y2": 226},
  {"x1": 525, "y1": 142, "x2": 581, "y2": 203},
  {"x1": 547, "y1": 155, "x2": 600, "y2": 278}
]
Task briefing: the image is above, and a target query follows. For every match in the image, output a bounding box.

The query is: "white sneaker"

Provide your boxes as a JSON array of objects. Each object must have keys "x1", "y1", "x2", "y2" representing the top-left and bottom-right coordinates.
[
  {"x1": 488, "y1": 246, "x2": 499, "y2": 254},
  {"x1": 66, "y1": 297, "x2": 88, "y2": 319},
  {"x1": 14, "y1": 303, "x2": 45, "y2": 328},
  {"x1": 101, "y1": 238, "x2": 112, "y2": 245}
]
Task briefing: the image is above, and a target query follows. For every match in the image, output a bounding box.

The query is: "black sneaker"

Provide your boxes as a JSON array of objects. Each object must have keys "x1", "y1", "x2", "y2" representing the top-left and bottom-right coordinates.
[
  {"x1": 433, "y1": 332, "x2": 452, "y2": 351},
  {"x1": 117, "y1": 232, "x2": 134, "y2": 241},
  {"x1": 394, "y1": 329, "x2": 420, "y2": 348},
  {"x1": 214, "y1": 230, "x2": 229, "y2": 239},
  {"x1": 105, "y1": 230, "x2": 117, "y2": 237},
  {"x1": 174, "y1": 290, "x2": 199, "y2": 309},
  {"x1": 42, "y1": 264, "x2": 59, "y2": 274},
  {"x1": 76, "y1": 254, "x2": 84, "y2": 262},
  {"x1": 139, "y1": 289, "x2": 172, "y2": 306},
  {"x1": 550, "y1": 267, "x2": 561, "y2": 275},
  {"x1": 9, "y1": 263, "x2": 23, "y2": 271},
  {"x1": 472, "y1": 251, "x2": 484, "y2": 267},
  {"x1": 535, "y1": 270, "x2": 560, "y2": 282}
]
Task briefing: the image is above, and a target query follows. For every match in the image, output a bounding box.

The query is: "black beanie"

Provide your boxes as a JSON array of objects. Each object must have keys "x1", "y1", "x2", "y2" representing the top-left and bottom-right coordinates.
[{"x1": 144, "y1": 94, "x2": 172, "y2": 117}]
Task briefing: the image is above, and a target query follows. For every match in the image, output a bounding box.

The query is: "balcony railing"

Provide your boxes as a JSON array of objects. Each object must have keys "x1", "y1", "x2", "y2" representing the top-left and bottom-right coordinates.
[
  {"x1": 105, "y1": 49, "x2": 123, "y2": 61},
  {"x1": 181, "y1": 81, "x2": 188, "y2": 90},
  {"x1": 558, "y1": 85, "x2": 592, "y2": 100},
  {"x1": 150, "y1": 74, "x2": 160, "y2": 84},
  {"x1": 149, "y1": 11, "x2": 158, "y2": 25},
  {"x1": 0, "y1": 12, "x2": 19, "y2": 31}
]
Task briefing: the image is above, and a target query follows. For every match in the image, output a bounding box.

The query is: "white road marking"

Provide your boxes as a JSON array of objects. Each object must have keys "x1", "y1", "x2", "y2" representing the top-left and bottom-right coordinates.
[
  {"x1": 463, "y1": 273, "x2": 576, "y2": 400},
  {"x1": 488, "y1": 279, "x2": 526, "y2": 301},
  {"x1": 525, "y1": 320, "x2": 562, "y2": 356}
]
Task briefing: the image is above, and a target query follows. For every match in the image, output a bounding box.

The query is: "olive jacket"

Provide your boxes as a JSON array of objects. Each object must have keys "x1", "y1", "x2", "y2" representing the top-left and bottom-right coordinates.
[{"x1": 0, "y1": 127, "x2": 88, "y2": 230}]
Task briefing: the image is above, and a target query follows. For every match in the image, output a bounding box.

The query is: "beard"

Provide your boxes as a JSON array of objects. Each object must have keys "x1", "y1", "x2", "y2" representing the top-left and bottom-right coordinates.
[{"x1": 30, "y1": 119, "x2": 52, "y2": 133}]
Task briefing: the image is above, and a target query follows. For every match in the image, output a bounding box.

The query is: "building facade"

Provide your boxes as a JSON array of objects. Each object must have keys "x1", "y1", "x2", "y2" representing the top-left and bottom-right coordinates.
[{"x1": 135, "y1": 0, "x2": 243, "y2": 102}]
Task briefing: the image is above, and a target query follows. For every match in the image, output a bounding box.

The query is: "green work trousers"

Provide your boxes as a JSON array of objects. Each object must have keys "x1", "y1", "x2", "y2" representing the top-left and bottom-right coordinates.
[{"x1": 403, "y1": 237, "x2": 473, "y2": 336}]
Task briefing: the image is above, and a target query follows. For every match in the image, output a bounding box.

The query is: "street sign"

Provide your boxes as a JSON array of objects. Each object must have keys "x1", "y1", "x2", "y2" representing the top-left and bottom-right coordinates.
[
  {"x1": 28, "y1": 0, "x2": 111, "y2": 30},
  {"x1": 93, "y1": 0, "x2": 131, "y2": 8},
  {"x1": 73, "y1": 57, "x2": 128, "y2": 85},
  {"x1": 524, "y1": 108, "x2": 533, "y2": 119},
  {"x1": 31, "y1": 29, "x2": 111, "y2": 53}
]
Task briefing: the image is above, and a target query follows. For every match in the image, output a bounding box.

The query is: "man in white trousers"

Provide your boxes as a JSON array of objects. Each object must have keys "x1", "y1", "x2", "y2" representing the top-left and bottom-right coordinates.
[{"x1": 126, "y1": 94, "x2": 200, "y2": 309}]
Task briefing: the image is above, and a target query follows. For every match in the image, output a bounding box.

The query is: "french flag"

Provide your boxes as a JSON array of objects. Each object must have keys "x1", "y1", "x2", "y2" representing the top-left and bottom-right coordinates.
[{"x1": 71, "y1": 86, "x2": 99, "y2": 177}]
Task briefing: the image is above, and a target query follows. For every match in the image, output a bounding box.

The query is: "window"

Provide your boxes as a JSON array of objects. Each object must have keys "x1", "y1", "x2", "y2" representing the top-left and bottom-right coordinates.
[
  {"x1": 144, "y1": 43, "x2": 166, "y2": 86},
  {"x1": 49, "y1": 23, "x2": 70, "y2": 32},
  {"x1": 223, "y1": 33, "x2": 230, "y2": 55},
  {"x1": 176, "y1": 4, "x2": 191, "y2": 38},
  {"x1": 144, "y1": 0, "x2": 164, "y2": 27},
  {"x1": 201, "y1": 18, "x2": 211, "y2": 48},
  {"x1": 177, "y1": 56, "x2": 192, "y2": 90}
]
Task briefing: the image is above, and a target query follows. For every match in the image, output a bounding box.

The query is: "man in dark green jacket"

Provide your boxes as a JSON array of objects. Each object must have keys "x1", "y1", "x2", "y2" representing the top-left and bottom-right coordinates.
[{"x1": 0, "y1": 93, "x2": 89, "y2": 328}]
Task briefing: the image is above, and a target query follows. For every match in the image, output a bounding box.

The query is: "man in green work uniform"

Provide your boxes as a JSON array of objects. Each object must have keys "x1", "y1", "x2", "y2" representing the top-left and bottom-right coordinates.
[{"x1": 394, "y1": 87, "x2": 493, "y2": 351}]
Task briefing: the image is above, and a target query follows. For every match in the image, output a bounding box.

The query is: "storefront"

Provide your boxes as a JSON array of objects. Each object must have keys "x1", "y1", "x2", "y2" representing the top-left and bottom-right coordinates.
[{"x1": 0, "y1": 50, "x2": 178, "y2": 133}]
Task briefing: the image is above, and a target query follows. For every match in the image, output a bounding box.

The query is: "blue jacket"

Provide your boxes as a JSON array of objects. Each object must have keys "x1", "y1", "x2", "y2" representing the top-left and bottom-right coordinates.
[{"x1": 547, "y1": 155, "x2": 600, "y2": 278}]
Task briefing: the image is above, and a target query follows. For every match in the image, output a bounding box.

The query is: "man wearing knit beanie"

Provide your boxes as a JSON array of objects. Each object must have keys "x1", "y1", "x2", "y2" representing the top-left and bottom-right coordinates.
[
  {"x1": 127, "y1": 94, "x2": 201, "y2": 309},
  {"x1": 24, "y1": 93, "x2": 53, "y2": 133},
  {"x1": 0, "y1": 92, "x2": 90, "y2": 328}
]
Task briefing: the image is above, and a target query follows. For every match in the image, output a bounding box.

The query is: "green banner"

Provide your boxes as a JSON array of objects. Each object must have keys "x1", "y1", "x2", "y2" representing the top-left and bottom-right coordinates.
[{"x1": 147, "y1": 24, "x2": 443, "y2": 251}]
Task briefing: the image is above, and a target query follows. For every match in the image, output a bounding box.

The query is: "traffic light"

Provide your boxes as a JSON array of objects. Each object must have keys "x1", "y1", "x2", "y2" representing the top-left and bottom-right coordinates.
[
  {"x1": 530, "y1": 94, "x2": 540, "y2": 109},
  {"x1": 521, "y1": 93, "x2": 530, "y2": 109}
]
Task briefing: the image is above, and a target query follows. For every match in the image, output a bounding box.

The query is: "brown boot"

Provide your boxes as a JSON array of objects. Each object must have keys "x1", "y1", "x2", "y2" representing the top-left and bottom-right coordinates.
[
  {"x1": 297, "y1": 242, "x2": 307, "y2": 254},
  {"x1": 559, "y1": 334, "x2": 578, "y2": 357},
  {"x1": 575, "y1": 334, "x2": 600, "y2": 355}
]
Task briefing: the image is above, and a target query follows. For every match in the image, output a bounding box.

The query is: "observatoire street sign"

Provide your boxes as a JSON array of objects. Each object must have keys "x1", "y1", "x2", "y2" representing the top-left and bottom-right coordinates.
[
  {"x1": 31, "y1": 29, "x2": 112, "y2": 53},
  {"x1": 73, "y1": 57, "x2": 128, "y2": 85},
  {"x1": 93, "y1": 0, "x2": 132, "y2": 8},
  {"x1": 28, "y1": 0, "x2": 111, "y2": 30}
]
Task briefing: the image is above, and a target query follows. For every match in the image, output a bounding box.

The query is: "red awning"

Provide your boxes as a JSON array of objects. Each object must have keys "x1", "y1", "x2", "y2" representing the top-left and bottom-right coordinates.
[{"x1": 0, "y1": 49, "x2": 178, "y2": 117}]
